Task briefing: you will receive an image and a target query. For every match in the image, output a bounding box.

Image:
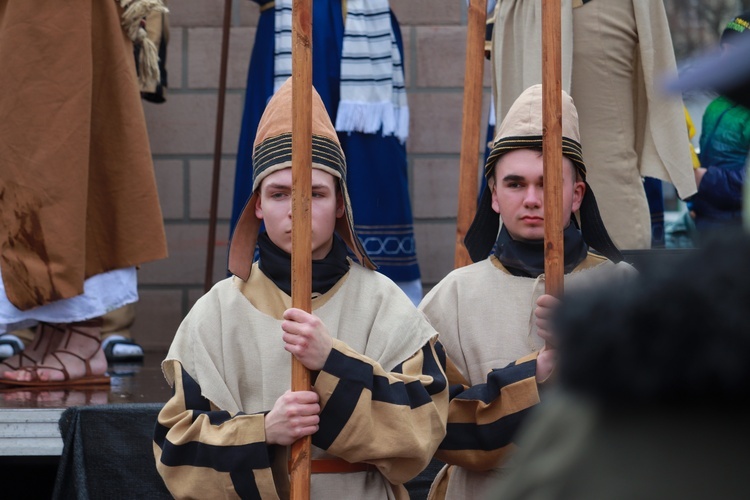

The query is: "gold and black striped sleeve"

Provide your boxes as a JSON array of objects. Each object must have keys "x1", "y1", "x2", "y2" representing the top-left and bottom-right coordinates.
[
  {"x1": 436, "y1": 352, "x2": 541, "y2": 471},
  {"x1": 153, "y1": 360, "x2": 280, "y2": 500},
  {"x1": 311, "y1": 337, "x2": 449, "y2": 485}
]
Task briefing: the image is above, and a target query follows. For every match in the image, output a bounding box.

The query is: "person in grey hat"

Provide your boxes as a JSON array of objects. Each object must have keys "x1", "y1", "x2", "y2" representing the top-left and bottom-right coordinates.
[
  {"x1": 419, "y1": 84, "x2": 634, "y2": 499},
  {"x1": 689, "y1": 11, "x2": 750, "y2": 235},
  {"x1": 665, "y1": 20, "x2": 750, "y2": 109}
]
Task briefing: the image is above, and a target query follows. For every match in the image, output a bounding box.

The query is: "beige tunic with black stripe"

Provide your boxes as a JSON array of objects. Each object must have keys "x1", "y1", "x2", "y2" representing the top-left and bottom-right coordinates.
[
  {"x1": 420, "y1": 253, "x2": 634, "y2": 499},
  {"x1": 154, "y1": 261, "x2": 449, "y2": 499}
]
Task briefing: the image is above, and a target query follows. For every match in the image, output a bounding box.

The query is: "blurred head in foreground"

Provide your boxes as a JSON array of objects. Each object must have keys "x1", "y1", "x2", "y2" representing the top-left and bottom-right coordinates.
[{"x1": 489, "y1": 228, "x2": 750, "y2": 500}]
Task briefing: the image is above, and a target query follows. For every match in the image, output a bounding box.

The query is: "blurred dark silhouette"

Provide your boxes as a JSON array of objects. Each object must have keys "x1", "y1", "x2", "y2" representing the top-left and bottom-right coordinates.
[
  {"x1": 487, "y1": 228, "x2": 750, "y2": 500},
  {"x1": 667, "y1": 28, "x2": 750, "y2": 108}
]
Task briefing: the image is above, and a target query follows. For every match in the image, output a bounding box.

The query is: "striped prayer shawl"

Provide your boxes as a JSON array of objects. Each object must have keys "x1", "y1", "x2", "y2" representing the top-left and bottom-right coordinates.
[{"x1": 273, "y1": 0, "x2": 409, "y2": 142}]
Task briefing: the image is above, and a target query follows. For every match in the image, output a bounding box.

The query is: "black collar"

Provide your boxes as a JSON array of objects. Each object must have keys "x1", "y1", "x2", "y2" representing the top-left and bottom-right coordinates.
[
  {"x1": 494, "y1": 223, "x2": 589, "y2": 278},
  {"x1": 257, "y1": 232, "x2": 350, "y2": 296}
]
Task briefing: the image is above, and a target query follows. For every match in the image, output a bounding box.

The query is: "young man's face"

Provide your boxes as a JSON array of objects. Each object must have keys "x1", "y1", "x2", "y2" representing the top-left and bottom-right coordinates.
[
  {"x1": 490, "y1": 148, "x2": 585, "y2": 243},
  {"x1": 255, "y1": 168, "x2": 345, "y2": 259}
]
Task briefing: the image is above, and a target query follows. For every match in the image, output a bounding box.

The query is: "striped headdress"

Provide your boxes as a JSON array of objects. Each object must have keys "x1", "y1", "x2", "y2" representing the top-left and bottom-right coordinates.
[
  {"x1": 229, "y1": 78, "x2": 375, "y2": 280},
  {"x1": 465, "y1": 84, "x2": 622, "y2": 263}
]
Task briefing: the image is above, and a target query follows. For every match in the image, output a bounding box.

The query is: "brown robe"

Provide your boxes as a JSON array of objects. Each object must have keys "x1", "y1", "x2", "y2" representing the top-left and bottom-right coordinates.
[{"x1": 0, "y1": 0, "x2": 167, "y2": 310}]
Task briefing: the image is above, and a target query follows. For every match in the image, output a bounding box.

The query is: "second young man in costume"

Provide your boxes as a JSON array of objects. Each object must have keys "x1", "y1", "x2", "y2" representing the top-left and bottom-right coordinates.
[
  {"x1": 420, "y1": 85, "x2": 635, "y2": 499},
  {"x1": 489, "y1": 0, "x2": 696, "y2": 250}
]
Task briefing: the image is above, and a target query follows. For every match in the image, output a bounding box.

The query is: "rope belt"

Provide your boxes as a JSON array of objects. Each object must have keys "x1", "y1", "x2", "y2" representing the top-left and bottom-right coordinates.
[{"x1": 288, "y1": 458, "x2": 377, "y2": 474}]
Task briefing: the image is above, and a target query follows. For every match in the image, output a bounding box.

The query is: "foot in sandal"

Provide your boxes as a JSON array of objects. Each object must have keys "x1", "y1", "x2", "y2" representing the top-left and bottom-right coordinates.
[
  {"x1": 2, "y1": 319, "x2": 109, "y2": 387},
  {"x1": 1, "y1": 323, "x2": 62, "y2": 380}
]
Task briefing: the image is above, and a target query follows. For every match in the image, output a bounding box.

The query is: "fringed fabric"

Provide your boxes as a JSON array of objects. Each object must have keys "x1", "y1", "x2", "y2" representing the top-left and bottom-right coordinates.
[
  {"x1": 273, "y1": 0, "x2": 409, "y2": 142},
  {"x1": 117, "y1": 0, "x2": 168, "y2": 89}
]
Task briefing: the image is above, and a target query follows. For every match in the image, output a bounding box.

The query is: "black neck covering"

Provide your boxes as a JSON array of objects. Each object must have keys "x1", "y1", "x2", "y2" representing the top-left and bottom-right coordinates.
[
  {"x1": 494, "y1": 222, "x2": 589, "y2": 278},
  {"x1": 257, "y1": 232, "x2": 350, "y2": 296}
]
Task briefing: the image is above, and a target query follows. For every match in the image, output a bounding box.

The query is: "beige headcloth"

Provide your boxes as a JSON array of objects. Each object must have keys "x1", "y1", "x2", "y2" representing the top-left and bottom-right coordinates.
[{"x1": 464, "y1": 84, "x2": 622, "y2": 263}]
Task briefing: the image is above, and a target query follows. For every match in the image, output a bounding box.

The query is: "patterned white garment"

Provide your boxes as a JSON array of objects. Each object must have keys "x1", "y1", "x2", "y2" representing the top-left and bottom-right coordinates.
[{"x1": 273, "y1": 0, "x2": 409, "y2": 141}]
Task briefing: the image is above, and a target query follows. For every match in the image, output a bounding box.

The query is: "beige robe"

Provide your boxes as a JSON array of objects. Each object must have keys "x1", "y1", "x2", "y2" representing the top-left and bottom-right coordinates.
[
  {"x1": 492, "y1": 0, "x2": 697, "y2": 249},
  {"x1": 420, "y1": 253, "x2": 635, "y2": 499},
  {"x1": 0, "y1": 0, "x2": 167, "y2": 310},
  {"x1": 156, "y1": 262, "x2": 449, "y2": 499}
]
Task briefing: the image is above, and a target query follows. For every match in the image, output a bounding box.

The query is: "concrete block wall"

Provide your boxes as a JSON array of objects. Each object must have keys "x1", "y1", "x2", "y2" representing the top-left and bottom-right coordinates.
[{"x1": 136, "y1": 0, "x2": 490, "y2": 349}]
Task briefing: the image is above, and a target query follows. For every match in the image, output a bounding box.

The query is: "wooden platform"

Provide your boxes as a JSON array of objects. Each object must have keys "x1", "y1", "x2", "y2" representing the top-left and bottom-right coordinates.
[{"x1": 0, "y1": 349, "x2": 171, "y2": 456}]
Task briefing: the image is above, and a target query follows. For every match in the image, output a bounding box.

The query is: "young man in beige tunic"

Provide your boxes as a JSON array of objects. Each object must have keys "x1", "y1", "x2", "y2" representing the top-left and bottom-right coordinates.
[
  {"x1": 153, "y1": 80, "x2": 449, "y2": 499},
  {"x1": 419, "y1": 85, "x2": 634, "y2": 499},
  {"x1": 490, "y1": 0, "x2": 697, "y2": 249}
]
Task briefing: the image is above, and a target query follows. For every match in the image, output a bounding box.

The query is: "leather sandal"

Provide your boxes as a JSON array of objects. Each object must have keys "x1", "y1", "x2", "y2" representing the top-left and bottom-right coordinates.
[
  {"x1": 2, "y1": 319, "x2": 110, "y2": 388},
  {"x1": 0, "y1": 323, "x2": 59, "y2": 378}
]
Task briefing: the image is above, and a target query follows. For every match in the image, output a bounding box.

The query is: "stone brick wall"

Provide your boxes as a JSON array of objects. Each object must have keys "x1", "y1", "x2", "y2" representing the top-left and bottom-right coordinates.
[{"x1": 136, "y1": 0, "x2": 490, "y2": 348}]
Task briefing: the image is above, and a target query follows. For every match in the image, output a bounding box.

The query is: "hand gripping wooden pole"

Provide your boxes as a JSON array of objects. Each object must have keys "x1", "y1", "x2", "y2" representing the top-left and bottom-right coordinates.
[
  {"x1": 542, "y1": 0, "x2": 564, "y2": 301},
  {"x1": 455, "y1": 0, "x2": 488, "y2": 269},
  {"x1": 290, "y1": 0, "x2": 313, "y2": 498}
]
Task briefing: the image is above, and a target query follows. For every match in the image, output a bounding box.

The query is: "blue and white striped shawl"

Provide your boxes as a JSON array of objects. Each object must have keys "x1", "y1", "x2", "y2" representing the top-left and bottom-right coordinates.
[{"x1": 273, "y1": 0, "x2": 409, "y2": 142}]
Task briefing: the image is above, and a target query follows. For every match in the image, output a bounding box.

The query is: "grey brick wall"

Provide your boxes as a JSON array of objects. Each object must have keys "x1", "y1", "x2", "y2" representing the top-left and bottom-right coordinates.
[{"x1": 135, "y1": 1, "x2": 488, "y2": 348}]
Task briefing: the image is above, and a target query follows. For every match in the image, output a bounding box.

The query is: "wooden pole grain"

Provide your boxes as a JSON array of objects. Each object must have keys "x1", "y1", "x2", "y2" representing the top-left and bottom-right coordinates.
[
  {"x1": 290, "y1": 0, "x2": 313, "y2": 497},
  {"x1": 542, "y1": 0, "x2": 564, "y2": 299},
  {"x1": 204, "y1": 0, "x2": 233, "y2": 292},
  {"x1": 455, "y1": 0, "x2": 488, "y2": 268}
]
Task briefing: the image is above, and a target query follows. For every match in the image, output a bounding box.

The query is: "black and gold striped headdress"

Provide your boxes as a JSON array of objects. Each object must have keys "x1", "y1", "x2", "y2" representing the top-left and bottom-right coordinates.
[
  {"x1": 465, "y1": 84, "x2": 621, "y2": 263},
  {"x1": 228, "y1": 78, "x2": 375, "y2": 280}
]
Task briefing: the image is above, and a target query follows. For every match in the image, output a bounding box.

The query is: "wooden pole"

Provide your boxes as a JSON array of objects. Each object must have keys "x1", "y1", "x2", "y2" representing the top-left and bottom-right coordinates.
[
  {"x1": 455, "y1": 0, "x2": 488, "y2": 268},
  {"x1": 542, "y1": 0, "x2": 564, "y2": 298},
  {"x1": 290, "y1": 0, "x2": 313, "y2": 498},
  {"x1": 204, "y1": 0, "x2": 233, "y2": 292}
]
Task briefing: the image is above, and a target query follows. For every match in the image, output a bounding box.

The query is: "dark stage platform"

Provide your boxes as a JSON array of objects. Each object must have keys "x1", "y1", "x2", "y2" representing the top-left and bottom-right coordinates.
[
  {"x1": 0, "y1": 350, "x2": 174, "y2": 498},
  {"x1": 0, "y1": 350, "x2": 171, "y2": 457},
  {"x1": 0, "y1": 350, "x2": 439, "y2": 499}
]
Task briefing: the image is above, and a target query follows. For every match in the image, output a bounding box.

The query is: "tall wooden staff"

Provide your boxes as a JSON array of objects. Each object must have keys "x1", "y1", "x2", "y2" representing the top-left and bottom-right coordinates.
[
  {"x1": 290, "y1": 0, "x2": 313, "y2": 497},
  {"x1": 542, "y1": 0, "x2": 564, "y2": 299},
  {"x1": 455, "y1": 0, "x2": 488, "y2": 269},
  {"x1": 204, "y1": 0, "x2": 233, "y2": 292}
]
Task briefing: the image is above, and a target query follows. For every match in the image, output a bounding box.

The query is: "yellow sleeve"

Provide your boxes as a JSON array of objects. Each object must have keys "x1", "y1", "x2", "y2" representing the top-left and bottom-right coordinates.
[
  {"x1": 311, "y1": 337, "x2": 449, "y2": 485},
  {"x1": 436, "y1": 352, "x2": 541, "y2": 471},
  {"x1": 154, "y1": 360, "x2": 282, "y2": 499}
]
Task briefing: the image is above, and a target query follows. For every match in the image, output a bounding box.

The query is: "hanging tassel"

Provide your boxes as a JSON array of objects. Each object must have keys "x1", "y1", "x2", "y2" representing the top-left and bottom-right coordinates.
[
  {"x1": 138, "y1": 36, "x2": 161, "y2": 89},
  {"x1": 118, "y1": 0, "x2": 168, "y2": 89}
]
